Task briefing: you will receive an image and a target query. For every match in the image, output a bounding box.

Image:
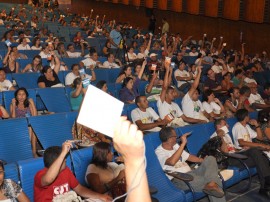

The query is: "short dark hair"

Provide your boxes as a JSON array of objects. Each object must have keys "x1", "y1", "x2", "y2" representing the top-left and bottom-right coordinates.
[
  {"x1": 228, "y1": 87, "x2": 239, "y2": 95},
  {"x1": 71, "y1": 64, "x2": 79, "y2": 70},
  {"x1": 235, "y1": 109, "x2": 249, "y2": 122},
  {"x1": 43, "y1": 146, "x2": 62, "y2": 168},
  {"x1": 159, "y1": 127, "x2": 175, "y2": 142},
  {"x1": 240, "y1": 86, "x2": 251, "y2": 95},
  {"x1": 214, "y1": 118, "x2": 225, "y2": 129},
  {"x1": 234, "y1": 69, "x2": 243, "y2": 77},
  {"x1": 91, "y1": 142, "x2": 111, "y2": 169},
  {"x1": 258, "y1": 109, "x2": 270, "y2": 124},
  {"x1": 135, "y1": 96, "x2": 145, "y2": 106},
  {"x1": 202, "y1": 89, "x2": 214, "y2": 102},
  {"x1": 96, "y1": 80, "x2": 107, "y2": 90},
  {"x1": 264, "y1": 83, "x2": 270, "y2": 90},
  {"x1": 41, "y1": 65, "x2": 51, "y2": 74}
]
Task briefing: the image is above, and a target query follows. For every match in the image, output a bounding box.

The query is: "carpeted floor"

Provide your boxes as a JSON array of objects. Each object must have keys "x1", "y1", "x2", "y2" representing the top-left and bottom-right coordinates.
[{"x1": 198, "y1": 175, "x2": 269, "y2": 202}]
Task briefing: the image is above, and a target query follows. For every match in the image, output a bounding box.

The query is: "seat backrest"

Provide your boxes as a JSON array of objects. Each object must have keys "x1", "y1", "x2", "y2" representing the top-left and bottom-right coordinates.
[
  {"x1": 0, "y1": 118, "x2": 33, "y2": 163},
  {"x1": 17, "y1": 158, "x2": 44, "y2": 202},
  {"x1": 144, "y1": 135, "x2": 186, "y2": 202},
  {"x1": 12, "y1": 73, "x2": 40, "y2": 89},
  {"x1": 28, "y1": 113, "x2": 73, "y2": 149},
  {"x1": 179, "y1": 123, "x2": 212, "y2": 155},
  {"x1": 3, "y1": 89, "x2": 36, "y2": 113},
  {"x1": 37, "y1": 87, "x2": 72, "y2": 113},
  {"x1": 70, "y1": 147, "x2": 93, "y2": 187},
  {"x1": 62, "y1": 58, "x2": 83, "y2": 70},
  {"x1": 107, "y1": 68, "x2": 121, "y2": 83},
  {"x1": 4, "y1": 163, "x2": 19, "y2": 184},
  {"x1": 0, "y1": 92, "x2": 2, "y2": 105}
]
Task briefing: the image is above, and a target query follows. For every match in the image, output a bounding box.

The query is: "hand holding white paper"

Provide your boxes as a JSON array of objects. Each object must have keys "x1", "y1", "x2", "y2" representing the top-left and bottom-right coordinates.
[{"x1": 77, "y1": 84, "x2": 124, "y2": 138}]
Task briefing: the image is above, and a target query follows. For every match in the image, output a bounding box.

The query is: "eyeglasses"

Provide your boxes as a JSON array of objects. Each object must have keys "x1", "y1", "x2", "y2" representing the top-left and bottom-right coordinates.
[{"x1": 169, "y1": 135, "x2": 178, "y2": 139}]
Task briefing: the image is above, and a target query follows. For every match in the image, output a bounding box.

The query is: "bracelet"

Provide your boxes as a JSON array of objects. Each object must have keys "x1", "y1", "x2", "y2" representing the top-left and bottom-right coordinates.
[{"x1": 256, "y1": 125, "x2": 260, "y2": 129}]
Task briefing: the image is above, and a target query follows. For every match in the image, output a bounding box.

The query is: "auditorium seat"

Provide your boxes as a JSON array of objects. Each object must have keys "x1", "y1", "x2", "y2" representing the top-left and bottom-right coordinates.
[{"x1": 12, "y1": 73, "x2": 40, "y2": 89}]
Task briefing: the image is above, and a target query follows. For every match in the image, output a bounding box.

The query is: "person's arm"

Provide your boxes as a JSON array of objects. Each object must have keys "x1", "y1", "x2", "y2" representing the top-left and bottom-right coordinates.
[
  {"x1": 86, "y1": 170, "x2": 125, "y2": 194},
  {"x1": 22, "y1": 63, "x2": 31, "y2": 73},
  {"x1": 217, "y1": 37, "x2": 223, "y2": 54},
  {"x1": 240, "y1": 43, "x2": 245, "y2": 62},
  {"x1": 182, "y1": 36, "x2": 192, "y2": 47},
  {"x1": 217, "y1": 59, "x2": 228, "y2": 76},
  {"x1": 73, "y1": 184, "x2": 112, "y2": 202},
  {"x1": 52, "y1": 53, "x2": 60, "y2": 75},
  {"x1": 29, "y1": 98, "x2": 37, "y2": 116},
  {"x1": 116, "y1": 74, "x2": 126, "y2": 83},
  {"x1": 249, "y1": 119, "x2": 264, "y2": 140},
  {"x1": 80, "y1": 42, "x2": 85, "y2": 57},
  {"x1": 3, "y1": 47, "x2": 11, "y2": 65},
  {"x1": 135, "y1": 119, "x2": 167, "y2": 131},
  {"x1": 146, "y1": 35, "x2": 152, "y2": 51},
  {"x1": 10, "y1": 98, "x2": 16, "y2": 118},
  {"x1": 238, "y1": 139, "x2": 270, "y2": 150},
  {"x1": 175, "y1": 73, "x2": 192, "y2": 81},
  {"x1": 210, "y1": 38, "x2": 215, "y2": 53},
  {"x1": 146, "y1": 72, "x2": 157, "y2": 94},
  {"x1": 113, "y1": 118, "x2": 151, "y2": 202},
  {"x1": 165, "y1": 133, "x2": 189, "y2": 166},
  {"x1": 17, "y1": 191, "x2": 30, "y2": 202},
  {"x1": 181, "y1": 114, "x2": 207, "y2": 124},
  {"x1": 41, "y1": 141, "x2": 73, "y2": 186},
  {"x1": 159, "y1": 60, "x2": 170, "y2": 102},
  {"x1": 214, "y1": 98, "x2": 225, "y2": 113},
  {"x1": 0, "y1": 105, "x2": 9, "y2": 118},
  {"x1": 137, "y1": 60, "x2": 146, "y2": 79},
  {"x1": 188, "y1": 66, "x2": 202, "y2": 97},
  {"x1": 251, "y1": 103, "x2": 270, "y2": 109},
  {"x1": 38, "y1": 81, "x2": 46, "y2": 88},
  {"x1": 187, "y1": 154, "x2": 203, "y2": 163},
  {"x1": 71, "y1": 82, "x2": 83, "y2": 98},
  {"x1": 15, "y1": 61, "x2": 19, "y2": 73}
]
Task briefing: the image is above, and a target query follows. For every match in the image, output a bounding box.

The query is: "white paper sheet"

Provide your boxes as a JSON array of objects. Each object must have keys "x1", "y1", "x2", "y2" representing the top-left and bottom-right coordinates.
[{"x1": 77, "y1": 84, "x2": 124, "y2": 138}]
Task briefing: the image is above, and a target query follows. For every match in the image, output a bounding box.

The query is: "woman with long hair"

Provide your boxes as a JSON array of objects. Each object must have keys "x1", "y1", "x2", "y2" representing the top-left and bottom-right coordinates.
[
  {"x1": 10, "y1": 88, "x2": 38, "y2": 157},
  {"x1": 0, "y1": 161, "x2": 30, "y2": 201},
  {"x1": 2, "y1": 47, "x2": 19, "y2": 73},
  {"x1": 22, "y1": 55, "x2": 43, "y2": 73},
  {"x1": 85, "y1": 142, "x2": 125, "y2": 194}
]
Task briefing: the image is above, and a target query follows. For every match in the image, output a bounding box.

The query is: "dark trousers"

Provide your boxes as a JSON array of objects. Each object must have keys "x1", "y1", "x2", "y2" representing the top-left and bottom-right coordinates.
[{"x1": 228, "y1": 148, "x2": 270, "y2": 188}]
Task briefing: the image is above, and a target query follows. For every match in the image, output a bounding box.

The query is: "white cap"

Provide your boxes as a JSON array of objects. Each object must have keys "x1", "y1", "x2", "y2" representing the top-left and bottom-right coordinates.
[{"x1": 150, "y1": 53, "x2": 157, "y2": 57}]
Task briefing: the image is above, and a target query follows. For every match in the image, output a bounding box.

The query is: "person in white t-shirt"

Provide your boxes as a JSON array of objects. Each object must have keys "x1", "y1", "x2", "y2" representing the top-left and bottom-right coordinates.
[
  {"x1": 0, "y1": 69, "x2": 15, "y2": 92},
  {"x1": 244, "y1": 70, "x2": 257, "y2": 86},
  {"x1": 80, "y1": 50, "x2": 102, "y2": 69},
  {"x1": 102, "y1": 53, "x2": 121, "y2": 69},
  {"x1": 188, "y1": 46, "x2": 198, "y2": 57},
  {"x1": 155, "y1": 127, "x2": 225, "y2": 201},
  {"x1": 66, "y1": 43, "x2": 84, "y2": 58},
  {"x1": 137, "y1": 34, "x2": 152, "y2": 59},
  {"x1": 131, "y1": 95, "x2": 169, "y2": 132},
  {"x1": 232, "y1": 109, "x2": 270, "y2": 150},
  {"x1": 248, "y1": 83, "x2": 270, "y2": 110},
  {"x1": 202, "y1": 89, "x2": 225, "y2": 119},
  {"x1": 65, "y1": 64, "x2": 95, "y2": 86},
  {"x1": 174, "y1": 61, "x2": 193, "y2": 91},
  {"x1": 125, "y1": 47, "x2": 137, "y2": 64},
  {"x1": 17, "y1": 37, "x2": 31, "y2": 50},
  {"x1": 181, "y1": 66, "x2": 209, "y2": 122},
  {"x1": 212, "y1": 118, "x2": 270, "y2": 196},
  {"x1": 211, "y1": 59, "x2": 223, "y2": 74},
  {"x1": 158, "y1": 60, "x2": 206, "y2": 127}
]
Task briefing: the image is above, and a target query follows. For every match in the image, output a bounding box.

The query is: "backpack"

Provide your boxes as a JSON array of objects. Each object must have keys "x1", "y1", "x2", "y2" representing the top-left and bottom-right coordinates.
[{"x1": 197, "y1": 136, "x2": 229, "y2": 169}]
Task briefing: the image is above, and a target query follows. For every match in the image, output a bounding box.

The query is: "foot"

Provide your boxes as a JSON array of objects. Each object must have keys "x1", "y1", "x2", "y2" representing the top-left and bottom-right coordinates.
[{"x1": 203, "y1": 182, "x2": 224, "y2": 198}]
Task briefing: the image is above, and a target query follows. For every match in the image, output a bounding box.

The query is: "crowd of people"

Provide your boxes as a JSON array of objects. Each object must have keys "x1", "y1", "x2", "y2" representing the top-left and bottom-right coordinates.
[{"x1": 0, "y1": 1, "x2": 270, "y2": 201}]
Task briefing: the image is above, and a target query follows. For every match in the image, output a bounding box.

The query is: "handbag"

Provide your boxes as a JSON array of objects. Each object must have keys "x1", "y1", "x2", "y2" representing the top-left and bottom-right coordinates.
[{"x1": 198, "y1": 136, "x2": 229, "y2": 169}]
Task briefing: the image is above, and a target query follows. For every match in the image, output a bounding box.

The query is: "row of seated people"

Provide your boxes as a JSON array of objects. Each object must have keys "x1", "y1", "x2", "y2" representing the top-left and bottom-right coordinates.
[{"x1": 2, "y1": 106, "x2": 270, "y2": 201}]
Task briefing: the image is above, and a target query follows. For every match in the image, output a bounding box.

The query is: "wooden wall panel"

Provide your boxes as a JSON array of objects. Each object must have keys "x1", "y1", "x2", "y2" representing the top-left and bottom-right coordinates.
[
  {"x1": 145, "y1": 0, "x2": 153, "y2": 8},
  {"x1": 223, "y1": 0, "x2": 240, "y2": 20},
  {"x1": 121, "y1": 0, "x2": 129, "y2": 5},
  {"x1": 186, "y1": 0, "x2": 200, "y2": 15},
  {"x1": 70, "y1": 0, "x2": 270, "y2": 54},
  {"x1": 244, "y1": 0, "x2": 265, "y2": 23},
  {"x1": 157, "y1": 0, "x2": 167, "y2": 10},
  {"x1": 112, "y1": 0, "x2": 119, "y2": 3},
  {"x1": 171, "y1": 0, "x2": 182, "y2": 12},
  {"x1": 205, "y1": 0, "x2": 218, "y2": 17},
  {"x1": 132, "y1": 0, "x2": 140, "y2": 7}
]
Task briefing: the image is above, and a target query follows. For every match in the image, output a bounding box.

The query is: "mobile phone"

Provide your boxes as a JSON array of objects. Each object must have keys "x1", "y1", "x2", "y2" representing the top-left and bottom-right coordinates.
[{"x1": 186, "y1": 131, "x2": 192, "y2": 136}]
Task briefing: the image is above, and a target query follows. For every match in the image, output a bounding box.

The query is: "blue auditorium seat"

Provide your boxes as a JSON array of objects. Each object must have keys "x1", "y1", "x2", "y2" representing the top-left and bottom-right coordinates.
[
  {"x1": 17, "y1": 156, "x2": 72, "y2": 202},
  {"x1": 36, "y1": 87, "x2": 72, "y2": 113},
  {"x1": 107, "y1": 68, "x2": 121, "y2": 83},
  {"x1": 28, "y1": 113, "x2": 74, "y2": 149},
  {"x1": 4, "y1": 163, "x2": 20, "y2": 184},
  {"x1": 3, "y1": 89, "x2": 36, "y2": 113},
  {"x1": 138, "y1": 80, "x2": 149, "y2": 96},
  {"x1": 62, "y1": 58, "x2": 83, "y2": 70},
  {"x1": 0, "y1": 92, "x2": 2, "y2": 105},
  {"x1": 70, "y1": 147, "x2": 93, "y2": 187},
  {"x1": 12, "y1": 73, "x2": 40, "y2": 89},
  {"x1": 0, "y1": 118, "x2": 33, "y2": 163},
  {"x1": 144, "y1": 135, "x2": 188, "y2": 202},
  {"x1": 86, "y1": 69, "x2": 109, "y2": 83}
]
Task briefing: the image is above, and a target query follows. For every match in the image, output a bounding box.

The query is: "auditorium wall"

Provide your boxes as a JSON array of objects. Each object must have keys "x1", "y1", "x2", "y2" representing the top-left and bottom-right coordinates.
[{"x1": 71, "y1": 0, "x2": 270, "y2": 54}]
